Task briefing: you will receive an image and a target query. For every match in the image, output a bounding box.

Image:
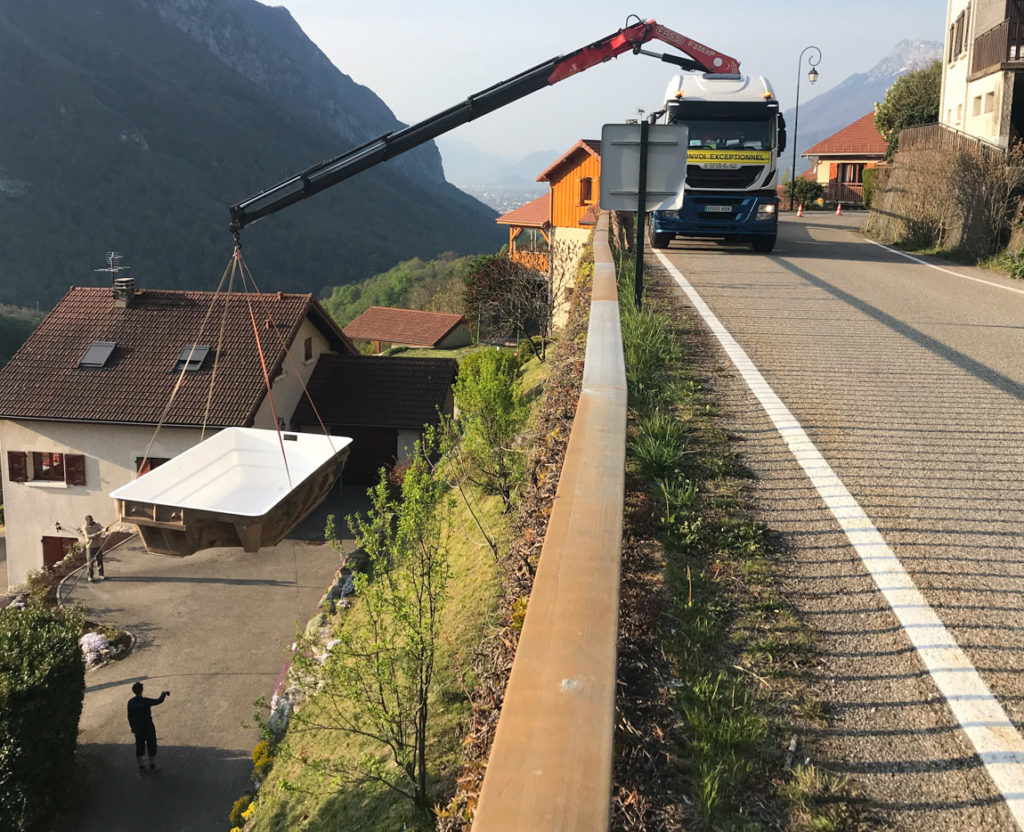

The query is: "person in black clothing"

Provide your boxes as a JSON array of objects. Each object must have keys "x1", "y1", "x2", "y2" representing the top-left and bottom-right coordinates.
[{"x1": 126, "y1": 681, "x2": 169, "y2": 773}]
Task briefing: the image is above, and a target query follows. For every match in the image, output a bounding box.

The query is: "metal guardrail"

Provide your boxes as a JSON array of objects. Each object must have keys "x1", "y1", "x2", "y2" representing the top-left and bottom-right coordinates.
[{"x1": 472, "y1": 212, "x2": 627, "y2": 831}]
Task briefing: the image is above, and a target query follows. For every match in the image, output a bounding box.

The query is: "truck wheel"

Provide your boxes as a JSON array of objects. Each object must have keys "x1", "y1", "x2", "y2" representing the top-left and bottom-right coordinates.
[
  {"x1": 651, "y1": 232, "x2": 673, "y2": 249},
  {"x1": 752, "y1": 235, "x2": 776, "y2": 253}
]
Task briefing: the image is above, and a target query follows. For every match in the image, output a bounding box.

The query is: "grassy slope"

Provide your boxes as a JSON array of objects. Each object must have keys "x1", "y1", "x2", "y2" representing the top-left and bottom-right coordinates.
[{"x1": 247, "y1": 353, "x2": 546, "y2": 831}]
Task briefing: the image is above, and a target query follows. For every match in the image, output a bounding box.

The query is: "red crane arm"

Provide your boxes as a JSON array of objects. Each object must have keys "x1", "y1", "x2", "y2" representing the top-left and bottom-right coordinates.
[{"x1": 547, "y1": 19, "x2": 741, "y2": 84}]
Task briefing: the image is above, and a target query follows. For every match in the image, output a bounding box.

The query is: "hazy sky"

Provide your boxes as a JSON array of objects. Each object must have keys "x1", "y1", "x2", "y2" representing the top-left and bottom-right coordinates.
[{"x1": 275, "y1": 1, "x2": 945, "y2": 161}]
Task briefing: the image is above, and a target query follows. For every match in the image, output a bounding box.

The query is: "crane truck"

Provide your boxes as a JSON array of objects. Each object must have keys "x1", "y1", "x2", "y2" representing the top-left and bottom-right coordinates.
[
  {"x1": 229, "y1": 18, "x2": 741, "y2": 235},
  {"x1": 649, "y1": 73, "x2": 786, "y2": 253}
]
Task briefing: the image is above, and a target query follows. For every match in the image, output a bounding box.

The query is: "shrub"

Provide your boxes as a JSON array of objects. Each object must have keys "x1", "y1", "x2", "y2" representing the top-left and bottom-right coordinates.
[
  {"x1": 229, "y1": 794, "x2": 253, "y2": 827},
  {"x1": 781, "y1": 178, "x2": 825, "y2": 208},
  {"x1": 862, "y1": 167, "x2": 876, "y2": 208},
  {"x1": 0, "y1": 605, "x2": 85, "y2": 831},
  {"x1": 997, "y1": 248, "x2": 1024, "y2": 279},
  {"x1": 454, "y1": 348, "x2": 528, "y2": 508}
]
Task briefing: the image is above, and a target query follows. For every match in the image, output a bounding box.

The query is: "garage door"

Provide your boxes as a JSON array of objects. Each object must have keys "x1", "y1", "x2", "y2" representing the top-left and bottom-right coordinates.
[{"x1": 335, "y1": 427, "x2": 398, "y2": 485}]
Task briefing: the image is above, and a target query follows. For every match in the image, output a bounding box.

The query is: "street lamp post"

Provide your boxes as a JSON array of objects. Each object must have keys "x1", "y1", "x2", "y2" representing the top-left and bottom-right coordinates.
[{"x1": 790, "y1": 46, "x2": 821, "y2": 212}]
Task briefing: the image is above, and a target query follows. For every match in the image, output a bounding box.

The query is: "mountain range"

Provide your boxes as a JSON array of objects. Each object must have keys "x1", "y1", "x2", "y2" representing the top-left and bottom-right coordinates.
[
  {"x1": 0, "y1": 0, "x2": 503, "y2": 310},
  {"x1": 783, "y1": 39, "x2": 943, "y2": 173}
]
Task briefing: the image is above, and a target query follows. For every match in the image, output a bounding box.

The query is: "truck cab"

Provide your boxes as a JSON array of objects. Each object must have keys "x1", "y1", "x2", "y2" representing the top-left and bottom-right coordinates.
[{"x1": 650, "y1": 74, "x2": 785, "y2": 253}]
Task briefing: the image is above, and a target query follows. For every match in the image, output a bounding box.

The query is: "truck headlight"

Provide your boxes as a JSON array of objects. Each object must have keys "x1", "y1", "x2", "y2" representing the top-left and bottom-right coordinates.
[{"x1": 757, "y1": 203, "x2": 776, "y2": 215}]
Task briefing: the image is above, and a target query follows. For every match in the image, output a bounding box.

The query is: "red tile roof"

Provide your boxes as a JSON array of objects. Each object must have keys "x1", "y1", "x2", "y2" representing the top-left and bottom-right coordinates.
[
  {"x1": 536, "y1": 139, "x2": 601, "y2": 182},
  {"x1": 804, "y1": 113, "x2": 887, "y2": 157},
  {"x1": 0, "y1": 287, "x2": 354, "y2": 427},
  {"x1": 292, "y1": 354, "x2": 457, "y2": 430},
  {"x1": 343, "y1": 307, "x2": 467, "y2": 348},
  {"x1": 495, "y1": 193, "x2": 551, "y2": 227},
  {"x1": 579, "y1": 205, "x2": 600, "y2": 225}
]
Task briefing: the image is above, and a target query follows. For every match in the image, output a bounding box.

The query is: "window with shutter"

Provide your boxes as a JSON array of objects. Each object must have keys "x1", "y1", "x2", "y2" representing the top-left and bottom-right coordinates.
[
  {"x1": 7, "y1": 451, "x2": 27, "y2": 483},
  {"x1": 65, "y1": 454, "x2": 86, "y2": 486}
]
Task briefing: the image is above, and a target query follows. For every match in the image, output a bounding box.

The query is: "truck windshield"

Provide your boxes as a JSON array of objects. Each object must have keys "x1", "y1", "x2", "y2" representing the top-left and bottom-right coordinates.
[{"x1": 677, "y1": 119, "x2": 773, "y2": 151}]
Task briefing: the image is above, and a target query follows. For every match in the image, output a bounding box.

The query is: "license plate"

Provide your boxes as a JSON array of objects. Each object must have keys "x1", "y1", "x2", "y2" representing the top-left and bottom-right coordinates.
[{"x1": 704, "y1": 205, "x2": 732, "y2": 213}]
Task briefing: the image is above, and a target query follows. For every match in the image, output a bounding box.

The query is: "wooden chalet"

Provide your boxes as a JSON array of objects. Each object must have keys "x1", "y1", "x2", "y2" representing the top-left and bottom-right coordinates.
[{"x1": 536, "y1": 139, "x2": 601, "y2": 229}]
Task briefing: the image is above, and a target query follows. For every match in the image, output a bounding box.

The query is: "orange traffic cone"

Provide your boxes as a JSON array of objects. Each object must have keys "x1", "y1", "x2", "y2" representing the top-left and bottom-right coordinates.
[
  {"x1": 836, "y1": 202, "x2": 843, "y2": 216},
  {"x1": 796, "y1": 203, "x2": 804, "y2": 217}
]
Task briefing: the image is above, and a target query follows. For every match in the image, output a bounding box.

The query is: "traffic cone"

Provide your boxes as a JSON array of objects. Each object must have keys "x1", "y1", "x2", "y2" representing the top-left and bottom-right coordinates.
[
  {"x1": 836, "y1": 202, "x2": 843, "y2": 216},
  {"x1": 796, "y1": 203, "x2": 804, "y2": 217}
]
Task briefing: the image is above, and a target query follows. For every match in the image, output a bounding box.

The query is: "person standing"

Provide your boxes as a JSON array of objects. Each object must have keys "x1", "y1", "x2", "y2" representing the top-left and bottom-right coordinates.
[
  {"x1": 126, "y1": 682, "x2": 169, "y2": 773},
  {"x1": 82, "y1": 515, "x2": 104, "y2": 581}
]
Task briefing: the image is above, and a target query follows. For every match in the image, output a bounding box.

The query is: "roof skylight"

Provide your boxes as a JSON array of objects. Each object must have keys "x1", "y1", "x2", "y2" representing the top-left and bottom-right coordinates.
[{"x1": 78, "y1": 341, "x2": 116, "y2": 369}]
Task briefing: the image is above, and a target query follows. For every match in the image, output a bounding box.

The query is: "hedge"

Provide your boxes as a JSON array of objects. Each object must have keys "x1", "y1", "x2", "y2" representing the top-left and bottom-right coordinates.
[{"x1": 0, "y1": 605, "x2": 85, "y2": 831}]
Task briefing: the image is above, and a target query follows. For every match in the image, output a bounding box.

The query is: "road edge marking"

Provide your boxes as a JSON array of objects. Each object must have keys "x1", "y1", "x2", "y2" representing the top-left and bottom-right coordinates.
[
  {"x1": 867, "y1": 239, "x2": 1024, "y2": 297},
  {"x1": 655, "y1": 249, "x2": 1024, "y2": 829}
]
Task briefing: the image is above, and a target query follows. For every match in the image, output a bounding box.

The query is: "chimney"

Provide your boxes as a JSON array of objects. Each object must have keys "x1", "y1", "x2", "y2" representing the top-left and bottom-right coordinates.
[{"x1": 113, "y1": 277, "x2": 136, "y2": 308}]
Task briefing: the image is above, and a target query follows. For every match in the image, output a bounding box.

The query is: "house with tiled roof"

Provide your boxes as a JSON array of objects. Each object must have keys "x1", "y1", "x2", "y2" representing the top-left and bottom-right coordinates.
[
  {"x1": 343, "y1": 307, "x2": 471, "y2": 354},
  {"x1": 0, "y1": 279, "x2": 357, "y2": 587},
  {"x1": 292, "y1": 355, "x2": 457, "y2": 484},
  {"x1": 802, "y1": 113, "x2": 887, "y2": 204},
  {"x1": 495, "y1": 193, "x2": 552, "y2": 272}
]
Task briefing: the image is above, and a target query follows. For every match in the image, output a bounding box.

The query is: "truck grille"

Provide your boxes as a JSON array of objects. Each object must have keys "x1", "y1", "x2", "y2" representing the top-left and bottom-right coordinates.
[{"x1": 686, "y1": 165, "x2": 764, "y2": 189}]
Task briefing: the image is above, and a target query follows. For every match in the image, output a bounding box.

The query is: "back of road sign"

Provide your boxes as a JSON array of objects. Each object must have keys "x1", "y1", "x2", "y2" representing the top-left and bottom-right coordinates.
[{"x1": 599, "y1": 123, "x2": 688, "y2": 212}]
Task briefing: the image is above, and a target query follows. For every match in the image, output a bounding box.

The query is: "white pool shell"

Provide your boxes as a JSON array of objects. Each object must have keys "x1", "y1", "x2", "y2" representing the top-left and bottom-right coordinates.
[{"x1": 110, "y1": 428, "x2": 353, "y2": 517}]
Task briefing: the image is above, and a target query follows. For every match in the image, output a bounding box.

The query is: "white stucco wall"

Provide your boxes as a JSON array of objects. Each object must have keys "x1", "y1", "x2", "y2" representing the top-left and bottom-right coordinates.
[
  {"x1": 0, "y1": 420, "x2": 203, "y2": 588},
  {"x1": 940, "y1": 0, "x2": 1012, "y2": 148},
  {"x1": 252, "y1": 319, "x2": 334, "y2": 429}
]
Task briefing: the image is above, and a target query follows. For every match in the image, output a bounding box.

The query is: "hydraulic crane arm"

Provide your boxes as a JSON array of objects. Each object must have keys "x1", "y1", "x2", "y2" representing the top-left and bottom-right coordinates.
[{"x1": 228, "y1": 18, "x2": 740, "y2": 234}]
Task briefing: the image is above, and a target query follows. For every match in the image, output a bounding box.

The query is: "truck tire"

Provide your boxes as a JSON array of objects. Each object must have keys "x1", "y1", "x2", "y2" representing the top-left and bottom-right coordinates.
[
  {"x1": 651, "y1": 231, "x2": 673, "y2": 249},
  {"x1": 752, "y1": 235, "x2": 776, "y2": 253}
]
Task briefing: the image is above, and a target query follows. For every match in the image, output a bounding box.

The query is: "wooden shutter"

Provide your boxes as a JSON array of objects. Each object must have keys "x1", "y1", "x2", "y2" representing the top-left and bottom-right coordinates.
[
  {"x1": 41, "y1": 535, "x2": 76, "y2": 568},
  {"x1": 7, "y1": 451, "x2": 27, "y2": 483},
  {"x1": 65, "y1": 454, "x2": 86, "y2": 486}
]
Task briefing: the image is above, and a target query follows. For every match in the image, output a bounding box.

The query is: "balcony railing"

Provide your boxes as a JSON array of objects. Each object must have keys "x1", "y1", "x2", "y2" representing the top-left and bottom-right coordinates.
[
  {"x1": 972, "y1": 17, "x2": 1024, "y2": 75},
  {"x1": 897, "y1": 122, "x2": 1004, "y2": 156}
]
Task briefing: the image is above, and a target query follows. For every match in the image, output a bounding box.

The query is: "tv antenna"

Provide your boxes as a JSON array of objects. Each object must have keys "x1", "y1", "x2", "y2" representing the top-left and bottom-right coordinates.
[{"x1": 94, "y1": 251, "x2": 130, "y2": 285}]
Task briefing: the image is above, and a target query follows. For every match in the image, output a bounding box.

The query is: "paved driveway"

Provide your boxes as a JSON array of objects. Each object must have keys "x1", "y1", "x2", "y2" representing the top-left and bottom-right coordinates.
[{"x1": 61, "y1": 487, "x2": 369, "y2": 832}]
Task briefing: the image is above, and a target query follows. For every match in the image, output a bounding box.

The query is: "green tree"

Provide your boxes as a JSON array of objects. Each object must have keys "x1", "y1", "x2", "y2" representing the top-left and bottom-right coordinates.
[
  {"x1": 454, "y1": 349, "x2": 528, "y2": 510},
  {"x1": 292, "y1": 437, "x2": 451, "y2": 813},
  {"x1": 875, "y1": 60, "x2": 942, "y2": 158},
  {"x1": 0, "y1": 605, "x2": 85, "y2": 831}
]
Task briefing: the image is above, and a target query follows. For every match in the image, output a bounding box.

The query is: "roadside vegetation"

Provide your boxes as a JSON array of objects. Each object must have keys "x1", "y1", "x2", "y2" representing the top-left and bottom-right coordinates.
[
  {"x1": 232, "y1": 344, "x2": 549, "y2": 831},
  {"x1": 610, "y1": 246, "x2": 871, "y2": 830},
  {"x1": 866, "y1": 59, "x2": 1024, "y2": 274}
]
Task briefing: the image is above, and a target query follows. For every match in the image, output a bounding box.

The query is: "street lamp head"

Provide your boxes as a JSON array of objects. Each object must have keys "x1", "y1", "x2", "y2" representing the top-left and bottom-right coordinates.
[{"x1": 808, "y1": 66, "x2": 819, "y2": 85}]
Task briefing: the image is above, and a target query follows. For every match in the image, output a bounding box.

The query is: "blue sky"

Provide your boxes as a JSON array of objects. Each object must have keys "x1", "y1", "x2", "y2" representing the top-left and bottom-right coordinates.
[{"x1": 276, "y1": 1, "x2": 945, "y2": 160}]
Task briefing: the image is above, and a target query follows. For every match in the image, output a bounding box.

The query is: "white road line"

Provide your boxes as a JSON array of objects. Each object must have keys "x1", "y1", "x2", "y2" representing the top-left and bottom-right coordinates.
[
  {"x1": 655, "y1": 250, "x2": 1024, "y2": 829},
  {"x1": 867, "y1": 239, "x2": 1024, "y2": 297}
]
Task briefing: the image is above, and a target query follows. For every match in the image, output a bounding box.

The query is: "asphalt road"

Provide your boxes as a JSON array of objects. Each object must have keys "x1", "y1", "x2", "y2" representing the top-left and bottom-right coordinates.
[{"x1": 649, "y1": 213, "x2": 1024, "y2": 831}]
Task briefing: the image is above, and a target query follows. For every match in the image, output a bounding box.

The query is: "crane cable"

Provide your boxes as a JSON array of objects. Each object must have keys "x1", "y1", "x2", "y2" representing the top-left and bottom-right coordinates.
[
  {"x1": 234, "y1": 252, "x2": 336, "y2": 451},
  {"x1": 137, "y1": 251, "x2": 235, "y2": 475}
]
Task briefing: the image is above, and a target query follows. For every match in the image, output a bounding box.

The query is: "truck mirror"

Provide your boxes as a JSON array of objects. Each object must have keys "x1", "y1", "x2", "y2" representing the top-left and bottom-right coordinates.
[{"x1": 777, "y1": 114, "x2": 787, "y2": 154}]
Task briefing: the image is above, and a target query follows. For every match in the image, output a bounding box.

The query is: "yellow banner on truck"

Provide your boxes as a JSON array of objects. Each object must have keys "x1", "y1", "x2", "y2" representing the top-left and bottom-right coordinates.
[{"x1": 687, "y1": 149, "x2": 771, "y2": 165}]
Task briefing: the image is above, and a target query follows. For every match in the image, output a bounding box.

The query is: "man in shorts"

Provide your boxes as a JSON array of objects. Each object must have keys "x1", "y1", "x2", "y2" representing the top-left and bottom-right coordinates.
[{"x1": 126, "y1": 681, "x2": 170, "y2": 773}]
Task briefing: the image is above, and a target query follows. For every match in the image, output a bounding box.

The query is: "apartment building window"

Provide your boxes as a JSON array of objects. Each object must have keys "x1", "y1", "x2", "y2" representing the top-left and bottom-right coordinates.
[
  {"x1": 985, "y1": 91, "x2": 995, "y2": 113},
  {"x1": 973, "y1": 95, "x2": 982, "y2": 116},
  {"x1": 957, "y1": 103, "x2": 963, "y2": 122},
  {"x1": 949, "y1": 9, "x2": 968, "y2": 62}
]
